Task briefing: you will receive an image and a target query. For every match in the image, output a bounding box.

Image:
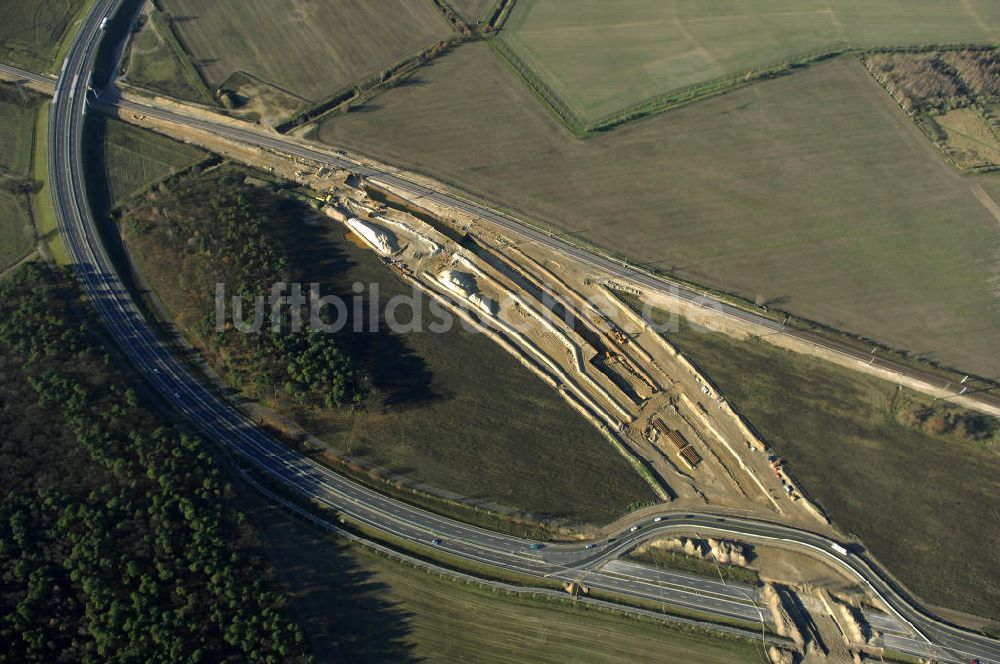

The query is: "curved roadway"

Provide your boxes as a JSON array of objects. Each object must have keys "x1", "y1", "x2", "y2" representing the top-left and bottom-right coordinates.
[{"x1": 47, "y1": 2, "x2": 999, "y2": 662}]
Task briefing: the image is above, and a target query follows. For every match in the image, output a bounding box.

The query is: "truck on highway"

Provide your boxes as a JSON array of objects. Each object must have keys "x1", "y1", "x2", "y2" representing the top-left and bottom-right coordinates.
[{"x1": 830, "y1": 542, "x2": 849, "y2": 556}]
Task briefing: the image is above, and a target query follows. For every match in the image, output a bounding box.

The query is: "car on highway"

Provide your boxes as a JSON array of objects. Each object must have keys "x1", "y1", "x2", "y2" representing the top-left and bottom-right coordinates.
[
  {"x1": 630, "y1": 525, "x2": 640, "y2": 532},
  {"x1": 431, "y1": 538, "x2": 442, "y2": 546},
  {"x1": 585, "y1": 543, "x2": 596, "y2": 549},
  {"x1": 529, "y1": 543, "x2": 545, "y2": 550},
  {"x1": 653, "y1": 517, "x2": 663, "y2": 523}
]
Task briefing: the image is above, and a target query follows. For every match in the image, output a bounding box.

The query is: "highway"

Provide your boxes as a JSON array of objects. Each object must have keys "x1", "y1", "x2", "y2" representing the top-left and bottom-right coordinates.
[
  {"x1": 0, "y1": 62, "x2": 56, "y2": 89},
  {"x1": 42, "y1": 2, "x2": 1000, "y2": 662}
]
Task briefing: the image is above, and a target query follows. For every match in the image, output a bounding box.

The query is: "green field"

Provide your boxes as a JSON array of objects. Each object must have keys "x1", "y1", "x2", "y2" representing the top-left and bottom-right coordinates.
[
  {"x1": 0, "y1": 194, "x2": 34, "y2": 271},
  {"x1": 98, "y1": 119, "x2": 205, "y2": 207},
  {"x1": 120, "y1": 166, "x2": 654, "y2": 524},
  {"x1": 634, "y1": 304, "x2": 1000, "y2": 620},
  {"x1": 247, "y1": 497, "x2": 760, "y2": 663},
  {"x1": 124, "y1": 9, "x2": 213, "y2": 104},
  {"x1": 159, "y1": 0, "x2": 455, "y2": 105},
  {"x1": 0, "y1": 0, "x2": 89, "y2": 72},
  {"x1": 0, "y1": 84, "x2": 42, "y2": 174},
  {"x1": 450, "y1": 0, "x2": 495, "y2": 23},
  {"x1": 0, "y1": 83, "x2": 46, "y2": 271},
  {"x1": 500, "y1": 0, "x2": 1000, "y2": 125},
  {"x1": 316, "y1": 43, "x2": 1000, "y2": 377}
]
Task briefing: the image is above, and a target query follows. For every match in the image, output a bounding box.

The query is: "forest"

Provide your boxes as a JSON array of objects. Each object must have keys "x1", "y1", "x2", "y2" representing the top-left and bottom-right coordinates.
[
  {"x1": 122, "y1": 170, "x2": 360, "y2": 410},
  {"x1": 0, "y1": 263, "x2": 311, "y2": 663}
]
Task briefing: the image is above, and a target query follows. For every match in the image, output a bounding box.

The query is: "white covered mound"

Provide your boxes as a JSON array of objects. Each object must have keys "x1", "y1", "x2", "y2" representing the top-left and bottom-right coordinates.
[
  {"x1": 347, "y1": 218, "x2": 399, "y2": 256},
  {"x1": 437, "y1": 269, "x2": 498, "y2": 316}
]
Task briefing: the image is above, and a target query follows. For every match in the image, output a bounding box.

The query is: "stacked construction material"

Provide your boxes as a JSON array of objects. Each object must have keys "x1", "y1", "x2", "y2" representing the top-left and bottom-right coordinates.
[{"x1": 652, "y1": 419, "x2": 703, "y2": 469}]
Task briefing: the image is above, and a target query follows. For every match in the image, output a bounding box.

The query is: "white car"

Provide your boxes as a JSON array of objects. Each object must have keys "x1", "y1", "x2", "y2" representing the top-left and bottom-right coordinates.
[
  {"x1": 630, "y1": 525, "x2": 639, "y2": 532},
  {"x1": 653, "y1": 517, "x2": 663, "y2": 523}
]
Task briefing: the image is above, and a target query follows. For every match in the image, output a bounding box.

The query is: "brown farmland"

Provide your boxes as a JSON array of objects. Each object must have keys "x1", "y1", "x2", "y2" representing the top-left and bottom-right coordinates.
[{"x1": 160, "y1": 0, "x2": 454, "y2": 103}]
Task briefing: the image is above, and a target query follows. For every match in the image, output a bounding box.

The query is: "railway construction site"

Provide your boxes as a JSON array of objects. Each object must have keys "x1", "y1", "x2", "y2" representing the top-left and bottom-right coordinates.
[
  {"x1": 315, "y1": 172, "x2": 834, "y2": 531},
  {"x1": 104, "y1": 92, "x2": 861, "y2": 533},
  {"x1": 105, "y1": 90, "x2": 835, "y2": 528}
]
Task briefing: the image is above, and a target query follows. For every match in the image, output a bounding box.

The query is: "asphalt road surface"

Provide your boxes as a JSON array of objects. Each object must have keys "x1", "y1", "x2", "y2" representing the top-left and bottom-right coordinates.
[
  {"x1": 41, "y1": 2, "x2": 1000, "y2": 661},
  {"x1": 0, "y1": 62, "x2": 56, "y2": 88}
]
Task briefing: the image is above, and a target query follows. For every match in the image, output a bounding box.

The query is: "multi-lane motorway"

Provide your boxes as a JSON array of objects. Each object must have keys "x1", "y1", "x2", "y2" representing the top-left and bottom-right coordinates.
[{"x1": 40, "y1": 1, "x2": 1000, "y2": 662}]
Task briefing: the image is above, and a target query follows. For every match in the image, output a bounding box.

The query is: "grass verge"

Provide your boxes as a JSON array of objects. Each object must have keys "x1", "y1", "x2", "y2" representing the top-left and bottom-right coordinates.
[
  {"x1": 31, "y1": 102, "x2": 67, "y2": 264},
  {"x1": 123, "y1": 8, "x2": 214, "y2": 104}
]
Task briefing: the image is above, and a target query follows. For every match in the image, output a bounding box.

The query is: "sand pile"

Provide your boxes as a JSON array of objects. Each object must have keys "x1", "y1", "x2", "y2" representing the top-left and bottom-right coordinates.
[
  {"x1": 347, "y1": 218, "x2": 399, "y2": 256},
  {"x1": 643, "y1": 536, "x2": 750, "y2": 566}
]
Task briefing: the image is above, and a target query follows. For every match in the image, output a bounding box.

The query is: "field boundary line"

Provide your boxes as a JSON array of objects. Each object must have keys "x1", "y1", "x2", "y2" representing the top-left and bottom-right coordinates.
[
  {"x1": 490, "y1": 4, "x2": 1000, "y2": 138},
  {"x1": 277, "y1": 35, "x2": 468, "y2": 132},
  {"x1": 145, "y1": 3, "x2": 215, "y2": 104},
  {"x1": 971, "y1": 184, "x2": 1000, "y2": 225}
]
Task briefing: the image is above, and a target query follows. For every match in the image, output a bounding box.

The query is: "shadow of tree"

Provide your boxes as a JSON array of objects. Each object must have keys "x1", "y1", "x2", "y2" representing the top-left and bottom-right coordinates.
[
  {"x1": 241, "y1": 497, "x2": 420, "y2": 663},
  {"x1": 259, "y1": 195, "x2": 442, "y2": 411}
]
